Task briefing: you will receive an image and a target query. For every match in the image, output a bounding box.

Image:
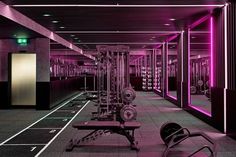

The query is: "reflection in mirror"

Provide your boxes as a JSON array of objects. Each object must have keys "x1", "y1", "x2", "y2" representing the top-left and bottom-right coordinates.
[
  {"x1": 167, "y1": 43, "x2": 178, "y2": 100},
  {"x1": 189, "y1": 17, "x2": 212, "y2": 116},
  {"x1": 155, "y1": 49, "x2": 163, "y2": 92},
  {"x1": 50, "y1": 40, "x2": 96, "y2": 91}
]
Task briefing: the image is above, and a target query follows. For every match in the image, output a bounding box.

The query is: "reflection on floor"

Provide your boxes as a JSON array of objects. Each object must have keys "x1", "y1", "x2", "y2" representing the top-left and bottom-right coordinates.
[
  {"x1": 0, "y1": 92, "x2": 235, "y2": 157},
  {"x1": 168, "y1": 91, "x2": 211, "y2": 114},
  {"x1": 191, "y1": 94, "x2": 211, "y2": 114},
  {"x1": 168, "y1": 91, "x2": 177, "y2": 99}
]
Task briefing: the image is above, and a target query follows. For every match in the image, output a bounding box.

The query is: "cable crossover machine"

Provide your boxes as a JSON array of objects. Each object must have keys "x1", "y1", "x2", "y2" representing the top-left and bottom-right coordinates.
[{"x1": 66, "y1": 45, "x2": 141, "y2": 151}]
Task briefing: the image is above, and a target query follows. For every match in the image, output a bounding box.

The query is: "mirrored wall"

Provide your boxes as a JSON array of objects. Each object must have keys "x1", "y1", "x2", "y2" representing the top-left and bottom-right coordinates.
[
  {"x1": 155, "y1": 49, "x2": 163, "y2": 92},
  {"x1": 167, "y1": 42, "x2": 178, "y2": 100},
  {"x1": 189, "y1": 17, "x2": 212, "y2": 116}
]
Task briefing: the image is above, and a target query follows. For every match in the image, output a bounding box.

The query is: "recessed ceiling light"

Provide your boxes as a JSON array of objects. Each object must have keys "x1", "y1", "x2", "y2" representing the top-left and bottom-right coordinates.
[
  {"x1": 52, "y1": 20, "x2": 59, "y2": 23},
  {"x1": 59, "y1": 26, "x2": 65, "y2": 29},
  {"x1": 43, "y1": 13, "x2": 51, "y2": 17},
  {"x1": 169, "y1": 18, "x2": 176, "y2": 21},
  {"x1": 70, "y1": 34, "x2": 75, "y2": 37},
  {"x1": 149, "y1": 38, "x2": 153, "y2": 41},
  {"x1": 152, "y1": 36, "x2": 156, "y2": 39},
  {"x1": 164, "y1": 23, "x2": 170, "y2": 26},
  {"x1": 74, "y1": 37, "x2": 78, "y2": 40},
  {"x1": 191, "y1": 36, "x2": 196, "y2": 39}
]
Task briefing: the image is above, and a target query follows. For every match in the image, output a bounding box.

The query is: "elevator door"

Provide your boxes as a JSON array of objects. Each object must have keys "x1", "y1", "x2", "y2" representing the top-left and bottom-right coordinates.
[{"x1": 10, "y1": 53, "x2": 36, "y2": 106}]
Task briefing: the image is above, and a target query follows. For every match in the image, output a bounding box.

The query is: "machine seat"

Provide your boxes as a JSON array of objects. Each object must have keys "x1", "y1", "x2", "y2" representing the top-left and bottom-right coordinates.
[{"x1": 72, "y1": 121, "x2": 141, "y2": 130}]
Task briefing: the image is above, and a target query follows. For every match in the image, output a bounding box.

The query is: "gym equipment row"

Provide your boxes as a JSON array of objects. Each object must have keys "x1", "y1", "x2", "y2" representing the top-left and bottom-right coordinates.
[
  {"x1": 190, "y1": 56, "x2": 210, "y2": 98},
  {"x1": 155, "y1": 62, "x2": 162, "y2": 91},
  {"x1": 50, "y1": 57, "x2": 96, "y2": 78},
  {"x1": 142, "y1": 67, "x2": 153, "y2": 91}
]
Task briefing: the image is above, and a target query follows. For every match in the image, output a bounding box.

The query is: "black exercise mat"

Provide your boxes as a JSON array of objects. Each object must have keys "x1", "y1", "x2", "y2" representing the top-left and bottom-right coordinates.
[
  {"x1": 59, "y1": 103, "x2": 83, "y2": 111},
  {"x1": 31, "y1": 118, "x2": 70, "y2": 128},
  {"x1": 47, "y1": 110, "x2": 77, "y2": 118},
  {"x1": 0, "y1": 145, "x2": 44, "y2": 157},
  {"x1": 5, "y1": 129, "x2": 60, "y2": 144}
]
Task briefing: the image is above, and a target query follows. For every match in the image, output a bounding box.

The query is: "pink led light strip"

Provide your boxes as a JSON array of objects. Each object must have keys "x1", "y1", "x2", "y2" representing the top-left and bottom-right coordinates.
[
  {"x1": 211, "y1": 17, "x2": 214, "y2": 87},
  {"x1": 12, "y1": 4, "x2": 225, "y2": 8}
]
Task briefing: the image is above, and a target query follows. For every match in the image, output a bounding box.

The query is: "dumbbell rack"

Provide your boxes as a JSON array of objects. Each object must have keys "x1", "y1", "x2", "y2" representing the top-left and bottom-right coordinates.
[{"x1": 141, "y1": 67, "x2": 153, "y2": 91}]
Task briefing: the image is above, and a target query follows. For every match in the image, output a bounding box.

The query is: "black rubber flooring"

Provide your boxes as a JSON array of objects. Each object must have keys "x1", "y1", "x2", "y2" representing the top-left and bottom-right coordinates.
[
  {"x1": 31, "y1": 118, "x2": 70, "y2": 128},
  {"x1": 0, "y1": 92, "x2": 89, "y2": 157},
  {"x1": 5, "y1": 129, "x2": 60, "y2": 144},
  {"x1": 0, "y1": 145, "x2": 45, "y2": 157}
]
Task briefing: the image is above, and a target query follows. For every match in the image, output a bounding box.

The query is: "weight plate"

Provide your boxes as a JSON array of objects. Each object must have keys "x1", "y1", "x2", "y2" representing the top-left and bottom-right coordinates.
[
  {"x1": 121, "y1": 87, "x2": 136, "y2": 103},
  {"x1": 198, "y1": 80, "x2": 204, "y2": 86},
  {"x1": 120, "y1": 105, "x2": 137, "y2": 121},
  {"x1": 190, "y1": 86, "x2": 197, "y2": 94},
  {"x1": 160, "y1": 122, "x2": 184, "y2": 145}
]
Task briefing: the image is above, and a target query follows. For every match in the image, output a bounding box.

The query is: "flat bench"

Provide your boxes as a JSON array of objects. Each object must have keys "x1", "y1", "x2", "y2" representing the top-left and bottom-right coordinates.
[{"x1": 66, "y1": 121, "x2": 141, "y2": 151}]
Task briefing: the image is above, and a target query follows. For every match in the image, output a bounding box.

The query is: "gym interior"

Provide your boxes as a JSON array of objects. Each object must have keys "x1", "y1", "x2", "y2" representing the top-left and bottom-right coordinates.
[{"x1": 0, "y1": 0, "x2": 236, "y2": 157}]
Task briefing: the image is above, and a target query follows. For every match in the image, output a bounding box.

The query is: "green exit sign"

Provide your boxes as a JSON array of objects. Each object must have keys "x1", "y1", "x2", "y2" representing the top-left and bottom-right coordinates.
[{"x1": 17, "y1": 38, "x2": 28, "y2": 46}]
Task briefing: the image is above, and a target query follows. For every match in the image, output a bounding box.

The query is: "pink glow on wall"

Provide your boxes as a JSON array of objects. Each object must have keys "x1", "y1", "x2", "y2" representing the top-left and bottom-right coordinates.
[
  {"x1": 210, "y1": 17, "x2": 214, "y2": 87},
  {"x1": 188, "y1": 29, "x2": 191, "y2": 104},
  {"x1": 187, "y1": 18, "x2": 213, "y2": 117},
  {"x1": 168, "y1": 94, "x2": 177, "y2": 100}
]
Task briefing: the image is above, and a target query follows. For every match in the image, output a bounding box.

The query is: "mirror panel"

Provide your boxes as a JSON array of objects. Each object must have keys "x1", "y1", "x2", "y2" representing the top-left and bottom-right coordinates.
[
  {"x1": 189, "y1": 18, "x2": 212, "y2": 116},
  {"x1": 167, "y1": 43, "x2": 178, "y2": 99}
]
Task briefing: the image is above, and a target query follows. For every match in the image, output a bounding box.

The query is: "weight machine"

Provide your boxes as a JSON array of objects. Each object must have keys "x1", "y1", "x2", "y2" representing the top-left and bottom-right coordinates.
[
  {"x1": 66, "y1": 45, "x2": 140, "y2": 151},
  {"x1": 94, "y1": 45, "x2": 137, "y2": 122}
]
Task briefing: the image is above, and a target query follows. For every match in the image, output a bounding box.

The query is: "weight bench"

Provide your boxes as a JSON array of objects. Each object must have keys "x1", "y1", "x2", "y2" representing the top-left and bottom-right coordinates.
[{"x1": 66, "y1": 121, "x2": 141, "y2": 151}]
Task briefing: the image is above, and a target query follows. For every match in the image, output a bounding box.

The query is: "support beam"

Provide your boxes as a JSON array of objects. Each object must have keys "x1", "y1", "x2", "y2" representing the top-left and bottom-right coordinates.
[{"x1": 0, "y1": 1, "x2": 95, "y2": 60}]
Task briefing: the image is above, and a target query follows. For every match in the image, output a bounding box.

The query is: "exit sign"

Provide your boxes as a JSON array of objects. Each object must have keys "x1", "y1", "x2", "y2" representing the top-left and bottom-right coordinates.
[{"x1": 17, "y1": 38, "x2": 28, "y2": 46}]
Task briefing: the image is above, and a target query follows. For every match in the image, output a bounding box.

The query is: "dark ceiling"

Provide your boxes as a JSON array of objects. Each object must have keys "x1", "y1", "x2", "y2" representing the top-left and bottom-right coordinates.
[
  {"x1": 0, "y1": 0, "x2": 226, "y2": 54},
  {"x1": 0, "y1": 16, "x2": 44, "y2": 39}
]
